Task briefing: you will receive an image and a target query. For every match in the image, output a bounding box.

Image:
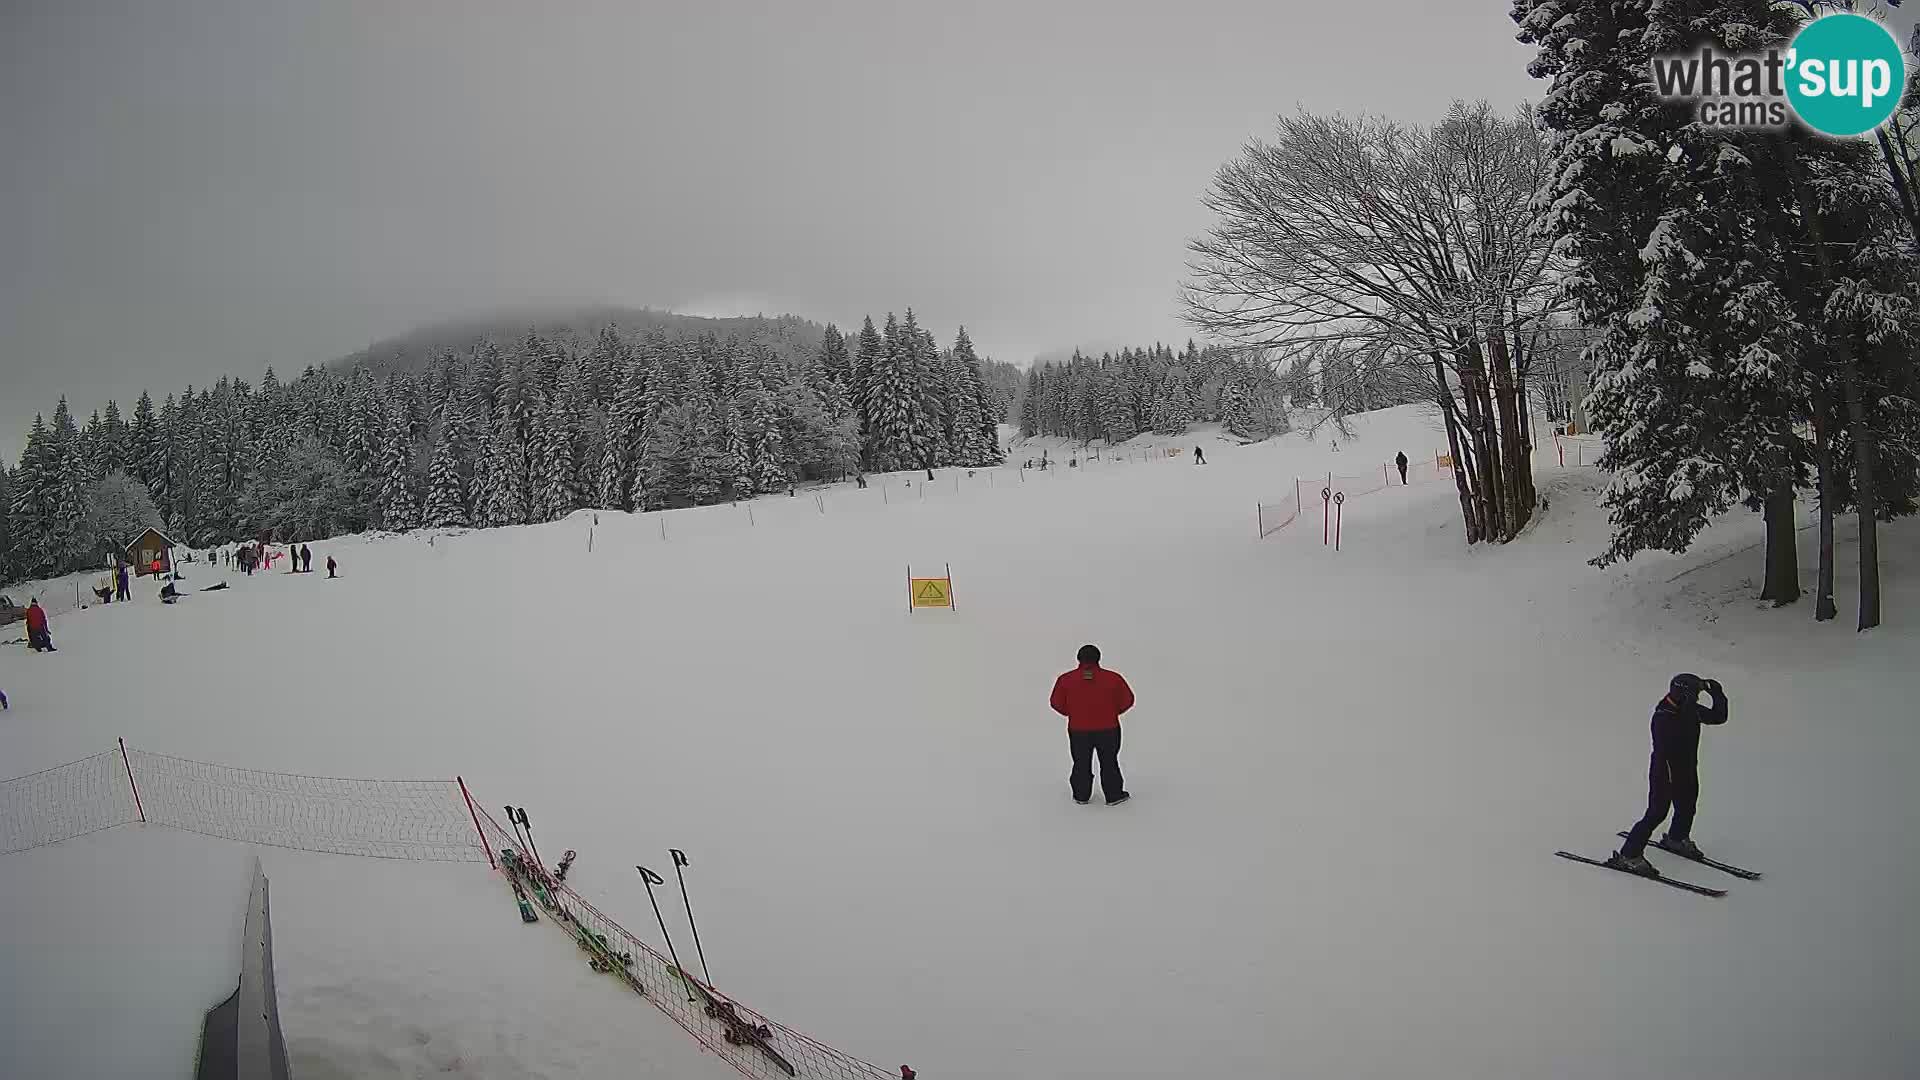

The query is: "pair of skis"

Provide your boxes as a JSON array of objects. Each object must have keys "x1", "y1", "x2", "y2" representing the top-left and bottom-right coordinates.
[
  {"x1": 676, "y1": 965, "x2": 797, "y2": 1077},
  {"x1": 1556, "y1": 834, "x2": 1763, "y2": 898},
  {"x1": 489, "y1": 808, "x2": 800, "y2": 1078}
]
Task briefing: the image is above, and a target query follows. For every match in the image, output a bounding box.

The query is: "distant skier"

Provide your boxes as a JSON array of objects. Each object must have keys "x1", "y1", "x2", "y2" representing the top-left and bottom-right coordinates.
[
  {"x1": 159, "y1": 581, "x2": 180, "y2": 604},
  {"x1": 1050, "y1": 644, "x2": 1135, "y2": 806},
  {"x1": 1608, "y1": 674, "x2": 1728, "y2": 876},
  {"x1": 1193, "y1": 446, "x2": 1206, "y2": 465},
  {"x1": 302, "y1": 544, "x2": 313, "y2": 573},
  {"x1": 0, "y1": 688, "x2": 8, "y2": 710},
  {"x1": 24, "y1": 599, "x2": 55, "y2": 652},
  {"x1": 326, "y1": 554, "x2": 338, "y2": 579},
  {"x1": 1395, "y1": 451, "x2": 1409, "y2": 485},
  {"x1": 115, "y1": 562, "x2": 131, "y2": 601}
]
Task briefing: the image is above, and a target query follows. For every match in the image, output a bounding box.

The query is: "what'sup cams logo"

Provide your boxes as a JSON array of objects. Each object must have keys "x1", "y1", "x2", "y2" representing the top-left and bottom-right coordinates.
[{"x1": 1650, "y1": 13, "x2": 1906, "y2": 137}]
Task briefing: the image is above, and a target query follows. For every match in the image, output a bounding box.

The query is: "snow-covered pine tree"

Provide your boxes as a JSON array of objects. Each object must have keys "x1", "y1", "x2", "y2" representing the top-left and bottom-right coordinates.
[
  {"x1": 1517, "y1": 0, "x2": 1810, "y2": 599},
  {"x1": 1149, "y1": 367, "x2": 1195, "y2": 435},
  {"x1": 635, "y1": 403, "x2": 693, "y2": 510},
  {"x1": 597, "y1": 357, "x2": 646, "y2": 511},
  {"x1": 852, "y1": 315, "x2": 884, "y2": 442},
  {"x1": 0, "y1": 463, "x2": 12, "y2": 585},
  {"x1": 423, "y1": 425, "x2": 469, "y2": 529},
  {"x1": 44, "y1": 399, "x2": 88, "y2": 567},
  {"x1": 944, "y1": 328, "x2": 998, "y2": 464},
  {"x1": 128, "y1": 391, "x2": 160, "y2": 494},
  {"x1": 1018, "y1": 366, "x2": 1042, "y2": 438},
  {"x1": 721, "y1": 403, "x2": 754, "y2": 501},
  {"x1": 819, "y1": 323, "x2": 851, "y2": 387},
  {"x1": 685, "y1": 395, "x2": 730, "y2": 506},
  {"x1": 377, "y1": 397, "x2": 420, "y2": 532},
  {"x1": 8, "y1": 415, "x2": 53, "y2": 576},
  {"x1": 472, "y1": 415, "x2": 519, "y2": 527},
  {"x1": 869, "y1": 314, "x2": 928, "y2": 472},
  {"x1": 902, "y1": 316, "x2": 948, "y2": 469}
]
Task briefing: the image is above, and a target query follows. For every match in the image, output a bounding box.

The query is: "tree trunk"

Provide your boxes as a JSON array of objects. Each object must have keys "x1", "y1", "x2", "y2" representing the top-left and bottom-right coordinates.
[
  {"x1": 1837, "y1": 360, "x2": 1882, "y2": 630},
  {"x1": 1814, "y1": 405, "x2": 1838, "y2": 622},
  {"x1": 1786, "y1": 135, "x2": 1882, "y2": 631},
  {"x1": 1458, "y1": 344, "x2": 1505, "y2": 540},
  {"x1": 1487, "y1": 325, "x2": 1534, "y2": 537},
  {"x1": 1759, "y1": 486, "x2": 1800, "y2": 606},
  {"x1": 1434, "y1": 354, "x2": 1481, "y2": 543},
  {"x1": 1875, "y1": 128, "x2": 1920, "y2": 240}
]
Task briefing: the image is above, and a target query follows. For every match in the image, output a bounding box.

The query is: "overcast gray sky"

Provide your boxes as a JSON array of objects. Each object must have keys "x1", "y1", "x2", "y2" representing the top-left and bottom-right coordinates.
[{"x1": 2, "y1": 0, "x2": 1551, "y2": 456}]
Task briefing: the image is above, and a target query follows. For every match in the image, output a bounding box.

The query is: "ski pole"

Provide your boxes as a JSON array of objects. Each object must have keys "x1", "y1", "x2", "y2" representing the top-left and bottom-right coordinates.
[
  {"x1": 513, "y1": 807, "x2": 546, "y2": 876},
  {"x1": 669, "y1": 848, "x2": 712, "y2": 985},
  {"x1": 637, "y1": 866, "x2": 697, "y2": 1001},
  {"x1": 504, "y1": 805, "x2": 530, "y2": 859}
]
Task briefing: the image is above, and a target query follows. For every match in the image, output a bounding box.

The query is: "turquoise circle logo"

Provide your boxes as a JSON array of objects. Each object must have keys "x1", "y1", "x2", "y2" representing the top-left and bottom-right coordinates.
[{"x1": 1786, "y1": 14, "x2": 1905, "y2": 137}]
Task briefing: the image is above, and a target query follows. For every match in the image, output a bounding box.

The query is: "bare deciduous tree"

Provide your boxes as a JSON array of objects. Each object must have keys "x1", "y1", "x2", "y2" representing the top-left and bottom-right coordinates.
[{"x1": 1184, "y1": 101, "x2": 1565, "y2": 543}]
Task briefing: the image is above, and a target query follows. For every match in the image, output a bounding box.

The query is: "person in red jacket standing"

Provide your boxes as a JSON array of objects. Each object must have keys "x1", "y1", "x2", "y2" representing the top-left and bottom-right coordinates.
[
  {"x1": 24, "y1": 598, "x2": 56, "y2": 652},
  {"x1": 1050, "y1": 644, "x2": 1134, "y2": 805}
]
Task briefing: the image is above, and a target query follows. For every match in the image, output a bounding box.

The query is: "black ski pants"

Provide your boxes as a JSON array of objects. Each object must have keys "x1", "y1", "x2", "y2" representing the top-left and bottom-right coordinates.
[
  {"x1": 1068, "y1": 726, "x2": 1125, "y2": 803},
  {"x1": 1622, "y1": 752, "x2": 1698, "y2": 857},
  {"x1": 1397, "y1": 463, "x2": 1408, "y2": 484}
]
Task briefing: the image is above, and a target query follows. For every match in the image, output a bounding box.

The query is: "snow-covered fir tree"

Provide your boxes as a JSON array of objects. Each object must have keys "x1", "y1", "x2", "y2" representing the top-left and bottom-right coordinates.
[
  {"x1": 423, "y1": 426, "x2": 470, "y2": 529},
  {"x1": 376, "y1": 397, "x2": 420, "y2": 532}
]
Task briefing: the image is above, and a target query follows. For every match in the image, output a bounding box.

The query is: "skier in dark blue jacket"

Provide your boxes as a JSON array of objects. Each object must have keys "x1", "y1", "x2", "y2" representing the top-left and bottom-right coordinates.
[{"x1": 1608, "y1": 673, "x2": 1728, "y2": 876}]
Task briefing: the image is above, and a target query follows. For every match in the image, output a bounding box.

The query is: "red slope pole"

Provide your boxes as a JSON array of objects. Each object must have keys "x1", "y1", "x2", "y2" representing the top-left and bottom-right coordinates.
[
  {"x1": 457, "y1": 776, "x2": 496, "y2": 869},
  {"x1": 118, "y1": 738, "x2": 146, "y2": 823}
]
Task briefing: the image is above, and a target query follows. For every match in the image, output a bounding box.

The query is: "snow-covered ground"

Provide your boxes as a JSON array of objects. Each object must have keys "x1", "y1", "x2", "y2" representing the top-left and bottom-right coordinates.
[{"x1": 3, "y1": 404, "x2": 1915, "y2": 1079}]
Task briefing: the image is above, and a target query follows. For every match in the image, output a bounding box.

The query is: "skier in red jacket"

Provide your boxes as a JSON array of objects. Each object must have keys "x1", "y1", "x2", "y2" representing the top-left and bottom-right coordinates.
[{"x1": 1050, "y1": 644, "x2": 1134, "y2": 805}]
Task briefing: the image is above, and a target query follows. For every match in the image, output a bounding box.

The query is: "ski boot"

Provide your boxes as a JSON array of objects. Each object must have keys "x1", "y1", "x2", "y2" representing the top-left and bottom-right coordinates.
[
  {"x1": 1657, "y1": 834, "x2": 1703, "y2": 860},
  {"x1": 1605, "y1": 850, "x2": 1658, "y2": 878}
]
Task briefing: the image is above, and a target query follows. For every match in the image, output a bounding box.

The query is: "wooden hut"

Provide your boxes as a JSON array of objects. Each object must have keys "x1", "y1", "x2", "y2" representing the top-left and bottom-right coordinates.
[{"x1": 126, "y1": 528, "x2": 177, "y2": 577}]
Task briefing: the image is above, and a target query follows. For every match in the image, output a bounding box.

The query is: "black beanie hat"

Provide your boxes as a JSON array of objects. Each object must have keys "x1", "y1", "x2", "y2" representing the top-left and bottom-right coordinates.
[
  {"x1": 1670, "y1": 673, "x2": 1703, "y2": 699},
  {"x1": 1077, "y1": 644, "x2": 1101, "y2": 665}
]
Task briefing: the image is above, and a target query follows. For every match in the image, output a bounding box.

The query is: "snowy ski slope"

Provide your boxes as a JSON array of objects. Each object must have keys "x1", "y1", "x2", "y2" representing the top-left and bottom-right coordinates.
[{"x1": 2, "y1": 405, "x2": 1914, "y2": 1079}]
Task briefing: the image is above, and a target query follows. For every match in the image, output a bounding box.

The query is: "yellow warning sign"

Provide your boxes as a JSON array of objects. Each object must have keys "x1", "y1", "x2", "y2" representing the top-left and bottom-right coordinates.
[
  {"x1": 1437, "y1": 454, "x2": 1454, "y2": 470},
  {"x1": 910, "y1": 578, "x2": 952, "y2": 608}
]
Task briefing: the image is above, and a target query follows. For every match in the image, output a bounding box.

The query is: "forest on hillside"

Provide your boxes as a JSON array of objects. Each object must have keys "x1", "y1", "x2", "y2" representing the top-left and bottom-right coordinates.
[{"x1": 1, "y1": 313, "x2": 1020, "y2": 585}]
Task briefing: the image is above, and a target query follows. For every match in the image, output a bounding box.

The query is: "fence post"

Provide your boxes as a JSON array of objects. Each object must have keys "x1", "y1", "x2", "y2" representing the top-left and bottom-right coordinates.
[
  {"x1": 118, "y1": 737, "x2": 146, "y2": 824},
  {"x1": 457, "y1": 776, "x2": 496, "y2": 869}
]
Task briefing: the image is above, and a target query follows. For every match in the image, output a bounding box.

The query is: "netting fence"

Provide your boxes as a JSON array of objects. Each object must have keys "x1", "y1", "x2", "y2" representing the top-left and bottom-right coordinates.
[
  {"x1": 0, "y1": 740, "x2": 484, "y2": 861},
  {"x1": 470, "y1": 806, "x2": 894, "y2": 1080},
  {"x1": 1257, "y1": 455, "x2": 1441, "y2": 540},
  {"x1": 0, "y1": 749, "x2": 140, "y2": 855},
  {"x1": 1257, "y1": 437, "x2": 1610, "y2": 541},
  {"x1": 3, "y1": 742, "x2": 900, "y2": 1076}
]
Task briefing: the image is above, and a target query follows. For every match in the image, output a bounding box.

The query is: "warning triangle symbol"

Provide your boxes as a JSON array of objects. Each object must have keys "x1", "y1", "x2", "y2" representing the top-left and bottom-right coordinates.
[{"x1": 916, "y1": 580, "x2": 948, "y2": 601}]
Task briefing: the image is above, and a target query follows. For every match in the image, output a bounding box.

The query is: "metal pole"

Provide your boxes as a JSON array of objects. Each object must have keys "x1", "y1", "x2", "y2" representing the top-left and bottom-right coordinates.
[
  {"x1": 118, "y1": 738, "x2": 146, "y2": 824},
  {"x1": 669, "y1": 849, "x2": 712, "y2": 985},
  {"x1": 637, "y1": 866, "x2": 698, "y2": 1000},
  {"x1": 458, "y1": 777, "x2": 495, "y2": 868}
]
